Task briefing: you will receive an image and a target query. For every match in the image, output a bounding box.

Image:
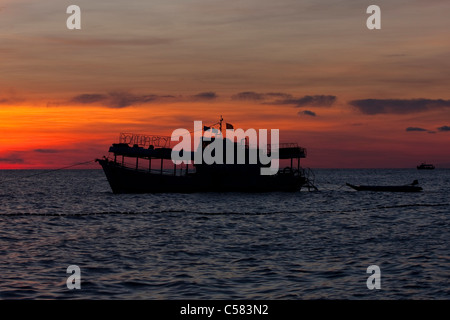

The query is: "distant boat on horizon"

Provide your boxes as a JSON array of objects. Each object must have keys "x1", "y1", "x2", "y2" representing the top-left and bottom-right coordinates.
[{"x1": 417, "y1": 162, "x2": 435, "y2": 170}]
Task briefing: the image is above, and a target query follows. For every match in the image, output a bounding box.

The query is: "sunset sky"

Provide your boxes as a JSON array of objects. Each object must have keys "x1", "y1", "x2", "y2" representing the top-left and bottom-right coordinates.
[{"x1": 1, "y1": 0, "x2": 449, "y2": 169}]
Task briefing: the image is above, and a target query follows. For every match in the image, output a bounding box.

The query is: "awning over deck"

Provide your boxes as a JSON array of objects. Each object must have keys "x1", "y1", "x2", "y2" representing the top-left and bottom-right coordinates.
[{"x1": 109, "y1": 142, "x2": 306, "y2": 160}]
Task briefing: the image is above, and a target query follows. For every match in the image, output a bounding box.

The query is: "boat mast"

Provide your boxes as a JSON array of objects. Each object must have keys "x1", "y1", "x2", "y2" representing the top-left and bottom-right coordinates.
[{"x1": 219, "y1": 115, "x2": 223, "y2": 134}]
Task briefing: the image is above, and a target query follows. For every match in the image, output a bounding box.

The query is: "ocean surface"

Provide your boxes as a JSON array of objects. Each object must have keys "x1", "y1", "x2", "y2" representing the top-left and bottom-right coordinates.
[{"x1": 0, "y1": 168, "x2": 448, "y2": 300}]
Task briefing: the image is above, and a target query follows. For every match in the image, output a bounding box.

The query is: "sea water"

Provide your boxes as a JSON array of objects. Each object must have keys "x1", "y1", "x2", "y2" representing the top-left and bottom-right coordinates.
[{"x1": 0, "y1": 169, "x2": 448, "y2": 299}]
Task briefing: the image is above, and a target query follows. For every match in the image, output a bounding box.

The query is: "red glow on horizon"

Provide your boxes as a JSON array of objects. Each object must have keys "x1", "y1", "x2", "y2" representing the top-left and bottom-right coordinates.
[{"x1": 0, "y1": 101, "x2": 449, "y2": 169}]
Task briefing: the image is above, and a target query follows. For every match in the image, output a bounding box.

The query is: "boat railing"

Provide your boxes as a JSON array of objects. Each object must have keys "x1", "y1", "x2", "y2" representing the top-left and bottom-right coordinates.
[
  {"x1": 119, "y1": 133, "x2": 307, "y2": 157},
  {"x1": 120, "y1": 133, "x2": 172, "y2": 148},
  {"x1": 106, "y1": 155, "x2": 196, "y2": 176}
]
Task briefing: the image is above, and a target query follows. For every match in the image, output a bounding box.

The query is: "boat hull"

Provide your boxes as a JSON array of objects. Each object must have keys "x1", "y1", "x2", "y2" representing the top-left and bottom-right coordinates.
[
  {"x1": 97, "y1": 159, "x2": 307, "y2": 193},
  {"x1": 346, "y1": 183, "x2": 422, "y2": 192},
  {"x1": 417, "y1": 166, "x2": 435, "y2": 170}
]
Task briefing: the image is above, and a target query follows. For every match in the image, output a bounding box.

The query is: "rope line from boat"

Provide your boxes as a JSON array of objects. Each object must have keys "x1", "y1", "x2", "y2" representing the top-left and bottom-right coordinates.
[
  {"x1": 301, "y1": 167, "x2": 319, "y2": 191},
  {"x1": 0, "y1": 159, "x2": 97, "y2": 185}
]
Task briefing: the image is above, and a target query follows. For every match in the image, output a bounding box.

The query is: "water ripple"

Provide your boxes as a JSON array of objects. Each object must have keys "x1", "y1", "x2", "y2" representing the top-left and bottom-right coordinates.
[{"x1": 0, "y1": 169, "x2": 449, "y2": 299}]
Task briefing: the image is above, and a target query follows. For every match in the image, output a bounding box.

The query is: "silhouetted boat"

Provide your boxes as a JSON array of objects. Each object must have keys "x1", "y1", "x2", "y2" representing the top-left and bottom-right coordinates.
[
  {"x1": 346, "y1": 180, "x2": 422, "y2": 192},
  {"x1": 97, "y1": 118, "x2": 316, "y2": 193},
  {"x1": 417, "y1": 163, "x2": 435, "y2": 170}
]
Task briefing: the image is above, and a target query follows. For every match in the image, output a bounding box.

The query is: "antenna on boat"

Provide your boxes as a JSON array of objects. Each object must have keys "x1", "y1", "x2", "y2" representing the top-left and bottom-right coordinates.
[{"x1": 219, "y1": 115, "x2": 223, "y2": 134}]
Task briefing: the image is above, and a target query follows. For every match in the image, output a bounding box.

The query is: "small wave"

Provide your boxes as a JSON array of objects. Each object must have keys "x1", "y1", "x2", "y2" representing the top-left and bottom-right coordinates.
[
  {"x1": 316, "y1": 202, "x2": 450, "y2": 214},
  {"x1": 193, "y1": 211, "x2": 281, "y2": 216},
  {"x1": 0, "y1": 210, "x2": 289, "y2": 217},
  {"x1": 1, "y1": 202, "x2": 448, "y2": 217},
  {"x1": 215, "y1": 202, "x2": 450, "y2": 216},
  {"x1": 377, "y1": 203, "x2": 450, "y2": 209},
  {"x1": 0, "y1": 210, "x2": 188, "y2": 216}
]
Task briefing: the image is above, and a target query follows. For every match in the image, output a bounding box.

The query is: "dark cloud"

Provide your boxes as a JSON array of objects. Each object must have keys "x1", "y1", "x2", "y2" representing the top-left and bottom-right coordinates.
[
  {"x1": 265, "y1": 92, "x2": 293, "y2": 99},
  {"x1": 405, "y1": 127, "x2": 437, "y2": 134},
  {"x1": 231, "y1": 91, "x2": 293, "y2": 101},
  {"x1": 191, "y1": 92, "x2": 218, "y2": 100},
  {"x1": 350, "y1": 99, "x2": 450, "y2": 115},
  {"x1": 231, "y1": 92, "x2": 336, "y2": 109},
  {"x1": 69, "y1": 91, "x2": 219, "y2": 107},
  {"x1": 406, "y1": 127, "x2": 428, "y2": 132},
  {"x1": 271, "y1": 95, "x2": 337, "y2": 107},
  {"x1": 0, "y1": 154, "x2": 24, "y2": 164},
  {"x1": 44, "y1": 36, "x2": 174, "y2": 47},
  {"x1": 383, "y1": 53, "x2": 408, "y2": 58},
  {"x1": 34, "y1": 149, "x2": 61, "y2": 154},
  {"x1": 298, "y1": 110, "x2": 316, "y2": 117},
  {"x1": 70, "y1": 92, "x2": 173, "y2": 108},
  {"x1": 232, "y1": 92, "x2": 265, "y2": 101},
  {"x1": 71, "y1": 94, "x2": 107, "y2": 104},
  {"x1": 107, "y1": 92, "x2": 160, "y2": 108},
  {"x1": 0, "y1": 95, "x2": 25, "y2": 105},
  {"x1": 437, "y1": 125, "x2": 450, "y2": 132}
]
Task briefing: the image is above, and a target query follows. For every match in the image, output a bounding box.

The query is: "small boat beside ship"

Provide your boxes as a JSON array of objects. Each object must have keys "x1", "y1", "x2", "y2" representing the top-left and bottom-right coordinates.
[{"x1": 346, "y1": 180, "x2": 422, "y2": 192}]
